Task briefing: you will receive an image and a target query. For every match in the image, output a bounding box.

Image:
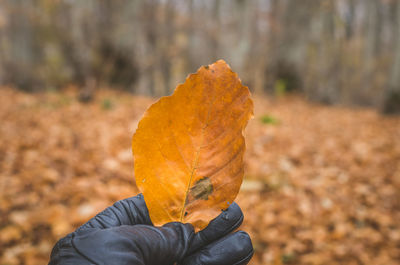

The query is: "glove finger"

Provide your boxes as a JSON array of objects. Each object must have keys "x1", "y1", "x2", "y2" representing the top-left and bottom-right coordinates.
[
  {"x1": 181, "y1": 231, "x2": 253, "y2": 265},
  {"x1": 72, "y1": 222, "x2": 194, "y2": 265},
  {"x1": 188, "y1": 202, "x2": 243, "y2": 254},
  {"x1": 76, "y1": 194, "x2": 152, "y2": 232}
]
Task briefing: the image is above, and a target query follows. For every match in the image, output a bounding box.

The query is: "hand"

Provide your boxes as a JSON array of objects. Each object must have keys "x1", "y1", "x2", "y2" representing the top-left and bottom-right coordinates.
[{"x1": 48, "y1": 194, "x2": 253, "y2": 265}]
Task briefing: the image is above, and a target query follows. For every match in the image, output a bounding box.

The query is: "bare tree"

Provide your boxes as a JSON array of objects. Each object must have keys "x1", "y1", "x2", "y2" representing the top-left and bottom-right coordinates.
[
  {"x1": 383, "y1": 0, "x2": 400, "y2": 114},
  {"x1": 0, "y1": 0, "x2": 399, "y2": 113}
]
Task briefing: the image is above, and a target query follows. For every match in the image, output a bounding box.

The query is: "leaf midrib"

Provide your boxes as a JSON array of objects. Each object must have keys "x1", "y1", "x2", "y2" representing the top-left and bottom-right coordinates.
[{"x1": 179, "y1": 89, "x2": 215, "y2": 222}]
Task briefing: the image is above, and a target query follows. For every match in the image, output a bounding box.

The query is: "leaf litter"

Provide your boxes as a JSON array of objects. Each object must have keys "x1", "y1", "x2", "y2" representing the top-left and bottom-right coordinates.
[{"x1": 0, "y1": 88, "x2": 399, "y2": 265}]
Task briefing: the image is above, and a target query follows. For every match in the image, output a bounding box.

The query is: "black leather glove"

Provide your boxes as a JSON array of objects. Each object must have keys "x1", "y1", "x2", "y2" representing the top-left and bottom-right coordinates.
[{"x1": 48, "y1": 194, "x2": 253, "y2": 265}]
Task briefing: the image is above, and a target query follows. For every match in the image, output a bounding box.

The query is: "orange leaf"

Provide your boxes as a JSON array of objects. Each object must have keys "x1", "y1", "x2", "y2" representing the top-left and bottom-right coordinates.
[{"x1": 132, "y1": 60, "x2": 253, "y2": 231}]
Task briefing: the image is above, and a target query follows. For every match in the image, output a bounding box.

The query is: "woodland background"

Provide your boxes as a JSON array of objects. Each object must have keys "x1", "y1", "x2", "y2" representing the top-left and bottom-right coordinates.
[{"x1": 0, "y1": 0, "x2": 399, "y2": 265}]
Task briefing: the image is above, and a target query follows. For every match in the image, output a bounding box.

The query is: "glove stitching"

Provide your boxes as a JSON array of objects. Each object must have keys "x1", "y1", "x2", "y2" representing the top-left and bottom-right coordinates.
[
  {"x1": 201, "y1": 213, "x2": 243, "y2": 245},
  {"x1": 49, "y1": 233, "x2": 72, "y2": 260},
  {"x1": 109, "y1": 205, "x2": 124, "y2": 225},
  {"x1": 124, "y1": 199, "x2": 138, "y2": 224},
  {"x1": 232, "y1": 249, "x2": 254, "y2": 265},
  {"x1": 224, "y1": 214, "x2": 244, "y2": 235},
  {"x1": 93, "y1": 215, "x2": 108, "y2": 229},
  {"x1": 131, "y1": 199, "x2": 152, "y2": 225},
  {"x1": 71, "y1": 233, "x2": 101, "y2": 265},
  {"x1": 187, "y1": 231, "x2": 206, "y2": 256}
]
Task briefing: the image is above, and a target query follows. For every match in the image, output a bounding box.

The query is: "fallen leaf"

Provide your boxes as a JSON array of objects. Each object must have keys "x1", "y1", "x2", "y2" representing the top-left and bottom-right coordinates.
[
  {"x1": 0, "y1": 225, "x2": 22, "y2": 243},
  {"x1": 132, "y1": 60, "x2": 253, "y2": 230},
  {"x1": 240, "y1": 179, "x2": 266, "y2": 192}
]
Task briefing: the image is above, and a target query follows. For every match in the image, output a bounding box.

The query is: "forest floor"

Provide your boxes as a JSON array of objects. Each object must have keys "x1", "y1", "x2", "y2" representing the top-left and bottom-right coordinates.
[{"x1": 0, "y1": 88, "x2": 399, "y2": 265}]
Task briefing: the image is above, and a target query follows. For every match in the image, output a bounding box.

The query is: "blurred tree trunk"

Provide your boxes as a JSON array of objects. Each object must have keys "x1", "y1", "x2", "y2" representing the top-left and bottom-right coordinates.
[
  {"x1": 345, "y1": 0, "x2": 356, "y2": 40},
  {"x1": 210, "y1": 0, "x2": 221, "y2": 62},
  {"x1": 359, "y1": 0, "x2": 383, "y2": 106},
  {"x1": 246, "y1": 0, "x2": 262, "y2": 93},
  {"x1": 233, "y1": 0, "x2": 251, "y2": 69},
  {"x1": 383, "y1": 0, "x2": 400, "y2": 114},
  {"x1": 159, "y1": 0, "x2": 174, "y2": 95},
  {"x1": 316, "y1": 0, "x2": 339, "y2": 104},
  {"x1": 184, "y1": 0, "x2": 196, "y2": 73},
  {"x1": 142, "y1": 0, "x2": 158, "y2": 96},
  {"x1": 365, "y1": 0, "x2": 382, "y2": 60},
  {"x1": 3, "y1": 0, "x2": 41, "y2": 91},
  {"x1": 267, "y1": 0, "x2": 317, "y2": 93},
  {"x1": 233, "y1": 0, "x2": 258, "y2": 91}
]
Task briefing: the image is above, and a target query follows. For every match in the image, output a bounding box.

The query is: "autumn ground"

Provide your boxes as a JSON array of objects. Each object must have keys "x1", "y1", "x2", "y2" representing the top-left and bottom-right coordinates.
[{"x1": 0, "y1": 88, "x2": 399, "y2": 265}]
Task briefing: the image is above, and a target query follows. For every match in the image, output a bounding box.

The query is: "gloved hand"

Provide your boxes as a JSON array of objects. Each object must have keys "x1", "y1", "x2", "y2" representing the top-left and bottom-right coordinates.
[{"x1": 48, "y1": 194, "x2": 253, "y2": 265}]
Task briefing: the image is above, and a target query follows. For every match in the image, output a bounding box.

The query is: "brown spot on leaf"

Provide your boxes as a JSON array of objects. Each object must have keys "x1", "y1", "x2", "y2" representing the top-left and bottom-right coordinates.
[{"x1": 190, "y1": 177, "x2": 213, "y2": 200}]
